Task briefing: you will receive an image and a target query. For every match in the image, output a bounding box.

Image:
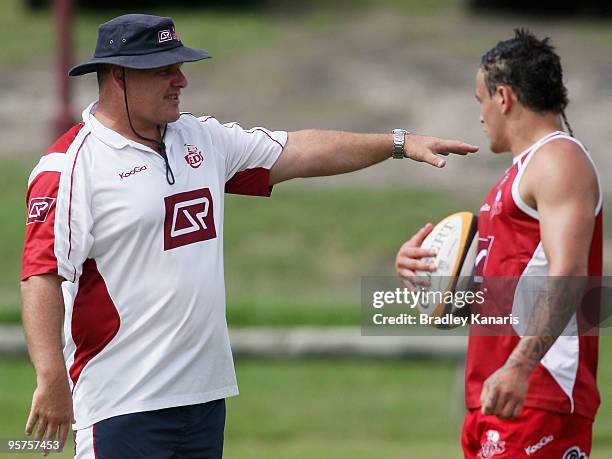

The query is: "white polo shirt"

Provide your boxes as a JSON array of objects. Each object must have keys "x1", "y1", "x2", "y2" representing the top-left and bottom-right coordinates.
[{"x1": 22, "y1": 101, "x2": 287, "y2": 429}]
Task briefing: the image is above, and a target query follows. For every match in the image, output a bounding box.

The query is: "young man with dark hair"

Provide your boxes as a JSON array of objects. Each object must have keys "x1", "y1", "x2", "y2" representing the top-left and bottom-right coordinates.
[{"x1": 396, "y1": 29, "x2": 602, "y2": 458}]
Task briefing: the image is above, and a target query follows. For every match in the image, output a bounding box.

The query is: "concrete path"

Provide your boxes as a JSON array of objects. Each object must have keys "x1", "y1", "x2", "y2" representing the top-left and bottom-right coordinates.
[{"x1": 0, "y1": 325, "x2": 467, "y2": 359}]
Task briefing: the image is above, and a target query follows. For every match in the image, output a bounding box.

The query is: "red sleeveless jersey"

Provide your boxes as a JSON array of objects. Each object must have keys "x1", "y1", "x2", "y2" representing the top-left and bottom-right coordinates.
[{"x1": 465, "y1": 131, "x2": 603, "y2": 420}]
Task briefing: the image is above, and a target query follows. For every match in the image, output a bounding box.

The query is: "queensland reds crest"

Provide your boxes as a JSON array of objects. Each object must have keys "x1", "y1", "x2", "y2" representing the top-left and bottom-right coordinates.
[
  {"x1": 479, "y1": 430, "x2": 506, "y2": 458},
  {"x1": 184, "y1": 144, "x2": 204, "y2": 168},
  {"x1": 562, "y1": 446, "x2": 588, "y2": 459}
]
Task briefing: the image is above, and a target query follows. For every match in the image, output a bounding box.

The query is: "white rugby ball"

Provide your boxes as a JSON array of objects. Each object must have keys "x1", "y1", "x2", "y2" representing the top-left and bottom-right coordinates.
[{"x1": 415, "y1": 211, "x2": 478, "y2": 326}]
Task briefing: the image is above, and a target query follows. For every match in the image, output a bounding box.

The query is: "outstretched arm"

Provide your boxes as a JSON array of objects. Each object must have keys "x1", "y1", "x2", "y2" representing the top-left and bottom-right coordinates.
[
  {"x1": 269, "y1": 130, "x2": 478, "y2": 185},
  {"x1": 480, "y1": 140, "x2": 598, "y2": 420}
]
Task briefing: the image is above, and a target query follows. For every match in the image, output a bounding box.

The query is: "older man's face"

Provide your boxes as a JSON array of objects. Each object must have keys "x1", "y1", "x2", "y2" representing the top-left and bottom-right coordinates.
[{"x1": 124, "y1": 63, "x2": 188, "y2": 127}]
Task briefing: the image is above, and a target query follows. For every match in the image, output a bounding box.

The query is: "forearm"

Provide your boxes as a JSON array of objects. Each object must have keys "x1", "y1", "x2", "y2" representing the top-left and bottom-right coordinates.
[
  {"x1": 506, "y1": 275, "x2": 586, "y2": 373},
  {"x1": 21, "y1": 275, "x2": 67, "y2": 382},
  {"x1": 270, "y1": 129, "x2": 477, "y2": 184},
  {"x1": 283, "y1": 129, "x2": 393, "y2": 178}
]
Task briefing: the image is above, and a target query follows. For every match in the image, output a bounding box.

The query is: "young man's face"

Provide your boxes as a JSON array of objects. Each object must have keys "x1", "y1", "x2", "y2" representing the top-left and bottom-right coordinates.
[
  {"x1": 475, "y1": 68, "x2": 507, "y2": 153},
  {"x1": 124, "y1": 63, "x2": 188, "y2": 127}
]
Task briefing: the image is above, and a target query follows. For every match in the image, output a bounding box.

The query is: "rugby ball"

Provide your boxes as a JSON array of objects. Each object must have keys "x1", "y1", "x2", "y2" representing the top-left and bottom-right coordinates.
[{"x1": 415, "y1": 211, "x2": 478, "y2": 327}]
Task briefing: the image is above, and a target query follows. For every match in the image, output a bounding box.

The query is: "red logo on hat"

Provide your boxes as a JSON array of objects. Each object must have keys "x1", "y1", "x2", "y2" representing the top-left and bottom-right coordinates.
[
  {"x1": 27, "y1": 197, "x2": 55, "y2": 225},
  {"x1": 184, "y1": 144, "x2": 204, "y2": 168}
]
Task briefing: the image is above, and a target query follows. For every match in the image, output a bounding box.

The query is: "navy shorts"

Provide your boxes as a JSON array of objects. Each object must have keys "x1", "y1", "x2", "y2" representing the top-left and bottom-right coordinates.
[{"x1": 74, "y1": 399, "x2": 225, "y2": 459}]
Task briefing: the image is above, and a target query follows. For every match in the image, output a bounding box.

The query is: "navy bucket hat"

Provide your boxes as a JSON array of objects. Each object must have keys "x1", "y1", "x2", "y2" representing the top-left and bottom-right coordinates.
[{"x1": 69, "y1": 14, "x2": 211, "y2": 76}]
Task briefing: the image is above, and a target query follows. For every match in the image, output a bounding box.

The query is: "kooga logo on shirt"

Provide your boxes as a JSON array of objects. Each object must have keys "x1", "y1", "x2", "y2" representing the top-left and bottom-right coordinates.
[{"x1": 119, "y1": 165, "x2": 147, "y2": 179}]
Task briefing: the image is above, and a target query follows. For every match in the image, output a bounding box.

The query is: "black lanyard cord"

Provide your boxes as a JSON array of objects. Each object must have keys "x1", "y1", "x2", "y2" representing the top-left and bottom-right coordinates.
[{"x1": 122, "y1": 72, "x2": 176, "y2": 185}]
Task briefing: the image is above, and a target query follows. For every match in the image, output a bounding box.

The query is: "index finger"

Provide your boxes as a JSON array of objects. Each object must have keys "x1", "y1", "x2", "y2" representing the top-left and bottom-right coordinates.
[
  {"x1": 25, "y1": 411, "x2": 37, "y2": 436},
  {"x1": 480, "y1": 382, "x2": 488, "y2": 407},
  {"x1": 482, "y1": 392, "x2": 498, "y2": 416},
  {"x1": 407, "y1": 223, "x2": 434, "y2": 247},
  {"x1": 434, "y1": 140, "x2": 479, "y2": 155},
  {"x1": 480, "y1": 383, "x2": 496, "y2": 415}
]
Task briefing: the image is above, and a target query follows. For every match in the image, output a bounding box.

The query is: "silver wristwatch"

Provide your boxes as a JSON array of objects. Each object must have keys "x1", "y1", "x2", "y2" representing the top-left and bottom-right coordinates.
[{"x1": 391, "y1": 129, "x2": 409, "y2": 159}]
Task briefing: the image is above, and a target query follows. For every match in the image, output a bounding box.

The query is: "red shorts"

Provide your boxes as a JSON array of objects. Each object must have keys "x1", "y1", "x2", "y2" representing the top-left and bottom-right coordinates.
[{"x1": 462, "y1": 407, "x2": 592, "y2": 458}]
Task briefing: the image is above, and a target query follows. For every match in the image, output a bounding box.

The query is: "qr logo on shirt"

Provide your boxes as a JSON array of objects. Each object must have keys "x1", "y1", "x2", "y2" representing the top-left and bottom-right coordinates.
[
  {"x1": 163, "y1": 188, "x2": 217, "y2": 250},
  {"x1": 27, "y1": 197, "x2": 56, "y2": 225}
]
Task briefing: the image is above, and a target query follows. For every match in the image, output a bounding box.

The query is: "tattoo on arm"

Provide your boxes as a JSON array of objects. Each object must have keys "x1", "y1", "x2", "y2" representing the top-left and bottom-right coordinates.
[{"x1": 507, "y1": 277, "x2": 586, "y2": 372}]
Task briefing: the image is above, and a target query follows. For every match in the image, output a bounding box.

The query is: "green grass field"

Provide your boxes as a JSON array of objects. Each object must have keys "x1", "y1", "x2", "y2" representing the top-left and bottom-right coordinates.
[
  {"x1": 2, "y1": 350, "x2": 612, "y2": 459},
  {"x1": 0, "y1": 357, "x2": 463, "y2": 459}
]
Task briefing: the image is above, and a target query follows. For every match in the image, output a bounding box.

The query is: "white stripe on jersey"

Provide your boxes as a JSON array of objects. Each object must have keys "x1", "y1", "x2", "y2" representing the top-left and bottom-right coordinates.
[
  {"x1": 511, "y1": 132, "x2": 602, "y2": 220},
  {"x1": 28, "y1": 153, "x2": 68, "y2": 186}
]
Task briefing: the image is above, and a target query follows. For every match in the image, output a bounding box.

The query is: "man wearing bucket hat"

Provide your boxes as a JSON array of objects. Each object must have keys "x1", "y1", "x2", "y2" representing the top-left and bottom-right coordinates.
[{"x1": 20, "y1": 14, "x2": 477, "y2": 458}]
